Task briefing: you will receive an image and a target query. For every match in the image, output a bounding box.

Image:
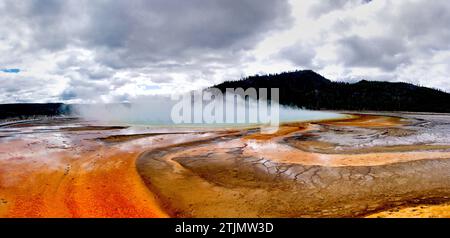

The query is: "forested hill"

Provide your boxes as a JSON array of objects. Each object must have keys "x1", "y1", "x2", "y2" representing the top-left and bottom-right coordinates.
[
  {"x1": 213, "y1": 70, "x2": 450, "y2": 113},
  {"x1": 0, "y1": 103, "x2": 71, "y2": 120}
]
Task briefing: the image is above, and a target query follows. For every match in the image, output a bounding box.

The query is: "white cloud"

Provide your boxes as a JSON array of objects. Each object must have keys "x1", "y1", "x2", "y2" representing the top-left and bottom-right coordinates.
[
  {"x1": 0, "y1": 0, "x2": 449, "y2": 103},
  {"x1": 278, "y1": 0, "x2": 450, "y2": 91}
]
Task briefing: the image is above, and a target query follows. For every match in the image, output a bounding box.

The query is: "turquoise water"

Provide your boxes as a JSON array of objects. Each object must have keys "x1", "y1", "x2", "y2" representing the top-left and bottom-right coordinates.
[{"x1": 74, "y1": 101, "x2": 349, "y2": 127}]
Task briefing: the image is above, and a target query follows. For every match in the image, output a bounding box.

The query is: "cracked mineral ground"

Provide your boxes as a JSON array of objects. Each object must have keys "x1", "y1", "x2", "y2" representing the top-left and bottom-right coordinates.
[{"x1": 1, "y1": 113, "x2": 450, "y2": 217}]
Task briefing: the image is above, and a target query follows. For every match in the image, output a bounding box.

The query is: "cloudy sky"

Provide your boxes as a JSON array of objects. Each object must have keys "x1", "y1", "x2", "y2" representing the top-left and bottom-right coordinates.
[{"x1": 1, "y1": 0, "x2": 449, "y2": 103}]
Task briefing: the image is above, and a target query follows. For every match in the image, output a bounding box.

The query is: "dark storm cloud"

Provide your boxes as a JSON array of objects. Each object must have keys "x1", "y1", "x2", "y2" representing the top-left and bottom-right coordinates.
[
  {"x1": 272, "y1": 0, "x2": 450, "y2": 87},
  {"x1": 60, "y1": 76, "x2": 113, "y2": 102},
  {"x1": 7, "y1": 0, "x2": 292, "y2": 68},
  {"x1": 334, "y1": 0, "x2": 450, "y2": 71},
  {"x1": 0, "y1": 0, "x2": 292, "y2": 102},
  {"x1": 309, "y1": 0, "x2": 372, "y2": 17},
  {"x1": 86, "y1": 0, "x2": 292, "y2": 69},
  {"x1": 337, "y1": 35, "x2": 409, "y2": 71},
  {"x1": 278, "y1": 43, "x2": 315, "y2": 68},
  {"x1": 4, "y1": 0, "x2": 449, "y2": 102},
  {"x1": 23, "y1": 0, "x2": 80, "y2": 50},
  {"x1": 85, "y1": 0, "x2": 290, "y2": 49},
  {"x1": 381, "y1": 0, "x2": 450, "y2": 52}
]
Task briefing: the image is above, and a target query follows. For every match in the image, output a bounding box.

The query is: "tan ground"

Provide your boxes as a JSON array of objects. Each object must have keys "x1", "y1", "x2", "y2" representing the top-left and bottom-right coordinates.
[
  {"x1": 136, "y1": 114, "x2": 450, "y2": 217},
  {"x1": 0, "y1": 132, "x2": 168, "y2": 217},
  {"x1": 1, "y1": 114, "x2": 450, "y2": 218},
  {"x1": 367, "y1": 203, "x2": 450, "y2": 218}
]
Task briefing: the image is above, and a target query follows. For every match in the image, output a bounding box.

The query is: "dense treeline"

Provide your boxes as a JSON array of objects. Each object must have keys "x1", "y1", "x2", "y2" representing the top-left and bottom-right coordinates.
[
  {"x1": 1, "y1": 70, "x2": 449, "y2": 120},
  {"x1": 213, "y1": 70, "x2": 450, "y2": 113},
  {"x1": 0, "y1": 103, "x2": 71, "y2": 120}
]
